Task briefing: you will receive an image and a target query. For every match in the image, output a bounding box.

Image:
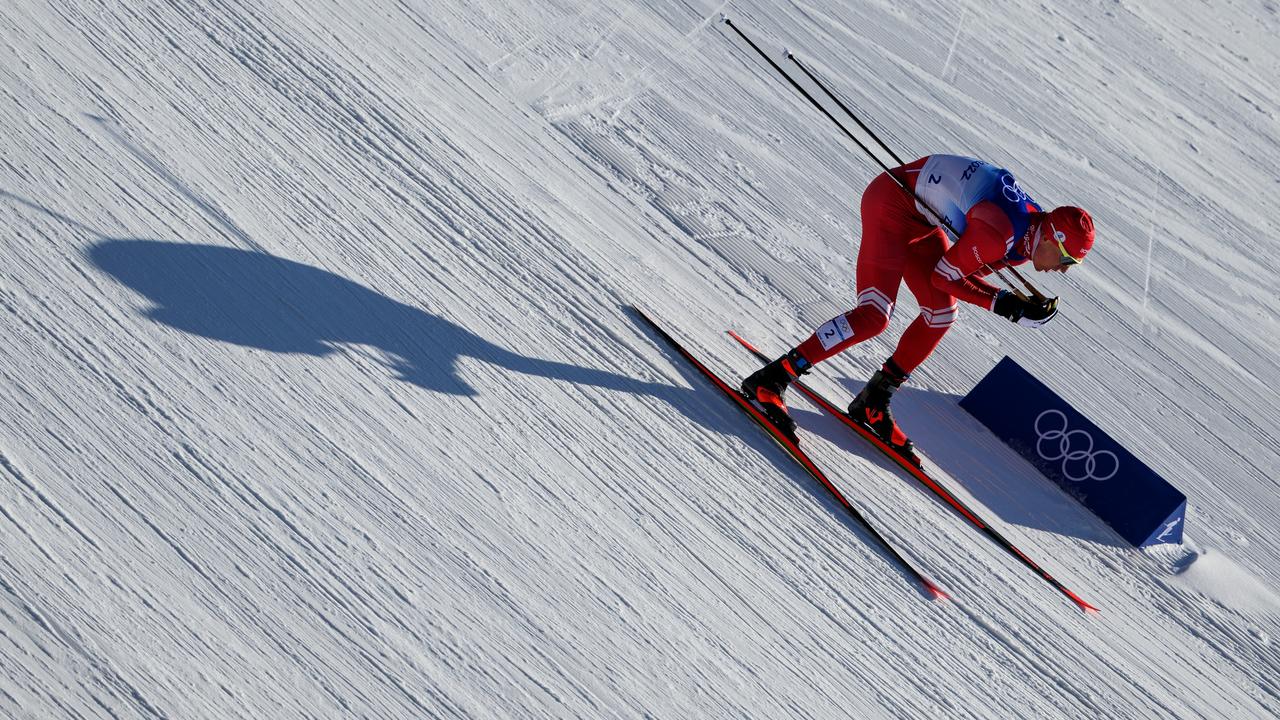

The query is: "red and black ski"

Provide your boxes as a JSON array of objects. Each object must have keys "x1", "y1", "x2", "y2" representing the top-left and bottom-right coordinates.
[
  {"x1": 633, "y1": 307, "x2": 947, "y2": 601},
  {"x1": 727, "y1": 330, "x2": 1098, "y2": 613}
]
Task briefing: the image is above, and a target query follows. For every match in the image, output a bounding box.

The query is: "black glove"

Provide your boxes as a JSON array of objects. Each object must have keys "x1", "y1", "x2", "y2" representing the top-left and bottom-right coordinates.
[{"x1": 992, "y1": 290, "x2": 1059, "y2": 328}]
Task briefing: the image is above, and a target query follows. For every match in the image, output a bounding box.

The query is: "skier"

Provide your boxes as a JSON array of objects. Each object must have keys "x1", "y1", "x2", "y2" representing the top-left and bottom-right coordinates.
[{"x1": 742, "y1": 154, "x2": 1095, "y2": 459}]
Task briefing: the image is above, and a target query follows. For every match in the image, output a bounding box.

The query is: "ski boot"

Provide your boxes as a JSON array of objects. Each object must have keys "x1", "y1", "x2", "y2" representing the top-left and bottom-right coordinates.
[
  {"x1": 848, "y1": 359, "x2": 920, "y2": 466},
  {"x1": 741, "y1": 348, "x2": 811, "y2": 441}
]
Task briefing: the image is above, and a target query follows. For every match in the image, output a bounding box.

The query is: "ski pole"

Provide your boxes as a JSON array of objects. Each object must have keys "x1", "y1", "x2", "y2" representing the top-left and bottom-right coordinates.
[
  {"x1": 720, "y1": 17, "x2": 896, "y2": 178},
  {"x1": 723, "y1": 18, "x2": 1051, "y2": 301},
  {"x1": 985, "y1": 266, "x2": 1031, "y2": 302},
  {"x1": 785, "y1": 53, "x2": 904, "y2": 166},
  {"x1": 1004, "y1": 264, "x2": 1048, "y2": 301},
  {"x1": 788, "y1": 46, "x2": 1054, "y2": 301},
  {"x1": 720, "y1": 18, "x2": 961, "y2": 242}
]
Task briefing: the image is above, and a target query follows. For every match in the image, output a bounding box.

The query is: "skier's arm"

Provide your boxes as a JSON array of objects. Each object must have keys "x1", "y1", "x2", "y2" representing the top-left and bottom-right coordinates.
[
  {"x1": 931, "y1": 202, "x2": 1012, "y2": 309},
  {"x1": 973, "y1": 258, "x2": 1009, "y2": 279}
]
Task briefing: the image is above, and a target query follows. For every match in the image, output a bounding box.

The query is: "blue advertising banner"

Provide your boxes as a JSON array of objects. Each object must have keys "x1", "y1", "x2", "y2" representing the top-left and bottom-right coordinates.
[{"x1": 959, "y1": 357, "x2": 1186, "y2": 547}]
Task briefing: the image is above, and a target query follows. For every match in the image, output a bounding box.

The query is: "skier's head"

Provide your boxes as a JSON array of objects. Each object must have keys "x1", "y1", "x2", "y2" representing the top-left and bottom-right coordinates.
[{"x1": 1032, "y1": 206, "x2": 1094, "y2": 272}]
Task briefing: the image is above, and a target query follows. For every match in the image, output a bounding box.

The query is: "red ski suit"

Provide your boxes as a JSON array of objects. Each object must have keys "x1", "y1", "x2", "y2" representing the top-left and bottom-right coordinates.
[{"x1": 795, "y1": 155, "x2": 1040, "y2": 373}]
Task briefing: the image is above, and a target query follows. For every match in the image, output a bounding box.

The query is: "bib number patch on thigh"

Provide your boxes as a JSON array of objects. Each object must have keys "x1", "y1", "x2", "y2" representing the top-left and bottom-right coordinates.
[{"x1": 816, "y1": 314, "x2": 855, "y2": 351}]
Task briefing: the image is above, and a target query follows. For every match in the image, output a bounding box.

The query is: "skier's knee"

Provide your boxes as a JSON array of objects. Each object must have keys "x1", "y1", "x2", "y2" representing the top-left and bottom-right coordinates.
[
  {"x1": 919, "y1": 303, "x2": 958, "y2": 329},
  {"x1": 842, "y1": 306, "x2": 888, "y2": 341},
  {"x1": 852, "y1": 288, "x2": 894, "y2": 337}
]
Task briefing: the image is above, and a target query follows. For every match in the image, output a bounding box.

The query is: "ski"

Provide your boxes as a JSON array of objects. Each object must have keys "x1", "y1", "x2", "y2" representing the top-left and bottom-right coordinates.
[
  {"x1": 632, "y1": 307, "x2": 947, "y2": 600},
  {"x1": 727, "y1": 330, "x2": 1098, "y2": 613}
]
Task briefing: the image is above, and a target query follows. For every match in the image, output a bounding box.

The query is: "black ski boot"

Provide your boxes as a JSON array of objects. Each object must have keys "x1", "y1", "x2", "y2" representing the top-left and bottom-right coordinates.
[
  {"x1": 848, "y1": 359, "x2": 919, "y2": 465},
  {"x1": 741, "y1": 348, "x2": 811, "y2": 441}
]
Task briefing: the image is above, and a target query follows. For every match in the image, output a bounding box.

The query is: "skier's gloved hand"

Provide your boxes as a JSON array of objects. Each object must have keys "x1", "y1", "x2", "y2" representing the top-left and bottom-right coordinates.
[{"x1": 992, "y1": 290, "x2": 1059, "y2": 328}]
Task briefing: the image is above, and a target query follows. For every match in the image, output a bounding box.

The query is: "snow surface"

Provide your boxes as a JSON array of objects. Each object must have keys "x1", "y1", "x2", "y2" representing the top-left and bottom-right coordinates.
[{"x1": 2, "y1": 0, "x2": 1279, "y2": 718}]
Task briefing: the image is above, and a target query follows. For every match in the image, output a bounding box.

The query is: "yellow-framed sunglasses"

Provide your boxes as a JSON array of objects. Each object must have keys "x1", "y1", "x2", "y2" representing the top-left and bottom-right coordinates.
[{"x1": 1049, "y1": 220, "x2": 1084, "y2": 266}]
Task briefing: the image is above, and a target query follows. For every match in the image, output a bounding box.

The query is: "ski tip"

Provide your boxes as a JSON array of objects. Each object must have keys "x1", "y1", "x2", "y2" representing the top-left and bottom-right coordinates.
[
  {"x1": 725, "y1": 329, "x2": 760, "y2": 353},
  {"x1": 1067, "y1": 591, "x2": 1099, "y2": 614},
  {"x1": 924, "y1": 581, "x2": 949, "y2": 602}
]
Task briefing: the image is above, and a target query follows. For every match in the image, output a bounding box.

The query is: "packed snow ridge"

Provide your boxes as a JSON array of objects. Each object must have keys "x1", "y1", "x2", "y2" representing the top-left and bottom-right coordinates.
[{"x1": 1, "y1": 1, "x2": 1278, "y2": 718}]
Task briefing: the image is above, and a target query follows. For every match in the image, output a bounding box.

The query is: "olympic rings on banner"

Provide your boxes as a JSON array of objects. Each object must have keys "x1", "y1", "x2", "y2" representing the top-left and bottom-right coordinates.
[{"x1": 1034, "y1": 410, "x2": 1119, "y2": 482}]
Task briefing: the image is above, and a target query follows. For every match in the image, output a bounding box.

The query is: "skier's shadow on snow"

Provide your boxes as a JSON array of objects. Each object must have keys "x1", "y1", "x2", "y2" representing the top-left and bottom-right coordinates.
[
  {"x1": 86, "y1": 239, "x2": 707, "y2": 405},
  {"x1": 795, "y1": 381, "x2": 1124, "y2": 547}
]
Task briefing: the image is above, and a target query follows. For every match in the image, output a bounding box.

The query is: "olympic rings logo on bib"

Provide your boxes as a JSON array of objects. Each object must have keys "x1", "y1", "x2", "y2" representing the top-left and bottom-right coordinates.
[
  {"x1": 1034, "y1": 410, "x2": 1119, "y2": 482},
  {"x1": 1000, "y1": 173, "x2": 1028, "y2": 204}
]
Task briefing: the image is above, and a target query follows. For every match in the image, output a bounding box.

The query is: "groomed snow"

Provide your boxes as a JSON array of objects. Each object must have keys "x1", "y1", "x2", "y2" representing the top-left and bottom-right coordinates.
[{"x1": 1, "y1": 1, "x2": 1278, "y2": 718}]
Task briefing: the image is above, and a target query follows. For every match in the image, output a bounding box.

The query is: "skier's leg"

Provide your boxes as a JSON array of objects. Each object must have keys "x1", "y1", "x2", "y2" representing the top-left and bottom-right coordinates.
[
  {"x1": 843, "y1": 231, "x2": 952, "y2": 462},
  {"x1": 892, "y1": 231, "x2": 959, "y2": 374},
  {"x1": 742, "y1": 171, "x2": 930, "y2": 437},
  {"x1": 789, "y1": 249, "x2": 903, "y2": 364},
  {"x1": 791, "y1": 172, "x2": 931, "y2": 364}
]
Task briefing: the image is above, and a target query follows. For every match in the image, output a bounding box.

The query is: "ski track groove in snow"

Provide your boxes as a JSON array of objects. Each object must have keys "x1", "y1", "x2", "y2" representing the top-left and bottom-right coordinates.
[{"x1": 1, "y1": 0, "x2": 1279, "y2": 718}]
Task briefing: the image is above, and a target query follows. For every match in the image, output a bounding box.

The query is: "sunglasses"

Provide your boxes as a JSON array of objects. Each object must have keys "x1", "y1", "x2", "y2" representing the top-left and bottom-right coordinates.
[{"x1": 1049, "y1": 220, "x2": 1084, "y2": 266}]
